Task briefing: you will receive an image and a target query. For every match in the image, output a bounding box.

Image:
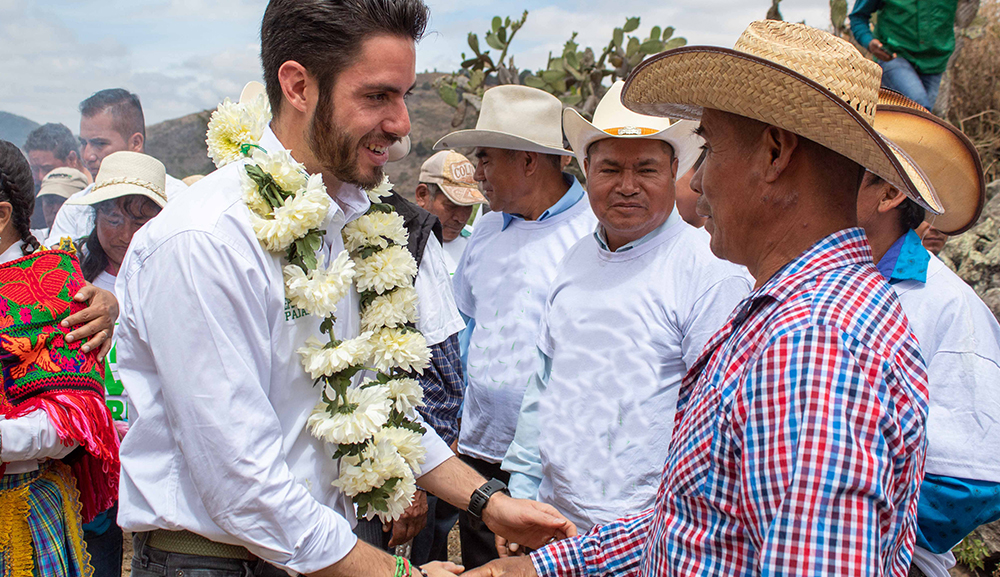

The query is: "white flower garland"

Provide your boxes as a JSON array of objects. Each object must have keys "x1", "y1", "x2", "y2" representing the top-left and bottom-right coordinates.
[{"x1": 207, "y1": 95, "x2": 430, "y2": 522}]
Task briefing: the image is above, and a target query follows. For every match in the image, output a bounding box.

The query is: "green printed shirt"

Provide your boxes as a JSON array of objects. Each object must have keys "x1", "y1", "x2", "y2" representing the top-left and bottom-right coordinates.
[{"x1": 849, "y1": 0, "x2": 958, "y2": 74}]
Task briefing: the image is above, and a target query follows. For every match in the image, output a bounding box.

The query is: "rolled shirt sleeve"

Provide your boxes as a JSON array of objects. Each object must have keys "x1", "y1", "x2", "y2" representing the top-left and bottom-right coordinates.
[
  {"x1": 0, "y1": 411, "x2": 78, "y2": 463},
  {"x1": 117, "y1": 231, "x2": 358, "y2": 574}
]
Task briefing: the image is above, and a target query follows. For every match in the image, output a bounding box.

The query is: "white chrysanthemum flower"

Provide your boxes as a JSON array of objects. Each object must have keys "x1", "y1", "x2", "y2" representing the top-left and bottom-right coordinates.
[
  {"x1": 284, "y1": 251, "x2": 355, "y2": 317},
  {"x1": 370, "y1": 327, "x2": 431, "y2": 374},
  {"x1": 366, "y1": 174, "x2": 394, "y2": 203},
  {"x1": 251, "y1": 177, "x2": 330, "y2": 251},
  {"x1": 379, "y1": 467, "x2": 417, "y2": 522},
  {"x1": 205, "y1": 95, "x2": 271, "y2": 168},
  {"x1": 375, "y1": 425, "x2": 426, "y2": 474},
  {"x1": 307, "y1": 383, "x2": 392, "y2": 446},
  {"x1": 249, "y1": 148, "x2": 308, "y2": 193},
  {"x1": 384, "y1": 377, "x2": 424, "y2": 416},
  {"x1": 354, "y1": 245, "x2": 418, "y2": 295},
  {"x1": 360, "y1": 286, "x2": 418, "y2": 332},
  {"x1": 343, "y1": 212, "x2": 408, "y2": 253},
  {"x1": 239, "y1": 168, "x2": 271, "y2": 216},
  {"x1": 334, "y1": 436, "x2": 409, "y2": 497},
  {"x1": 297, "y1": 333, "x2": 373, "y2": 380}
]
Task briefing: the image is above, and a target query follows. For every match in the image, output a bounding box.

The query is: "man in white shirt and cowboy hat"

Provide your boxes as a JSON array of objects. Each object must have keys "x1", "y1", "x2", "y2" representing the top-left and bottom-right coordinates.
[
  {"x1": 112, "y1": 2, "x2": 576, "y2": 577},
  {"x1": 414, "y1": 150, "x2": 487, "y2": 275},
  {"x1": 434, "y1": 84, "x2": 598, "y2": 568},
  {"x1": 857, "y1": 89, "x2": 1000, "y2": 577},
  {"x1": 500, "y1": 82, "x2": 752, "y2": 549},
  {"x1": 468, "y1": 19, "x2": 937, "y2": 577}
]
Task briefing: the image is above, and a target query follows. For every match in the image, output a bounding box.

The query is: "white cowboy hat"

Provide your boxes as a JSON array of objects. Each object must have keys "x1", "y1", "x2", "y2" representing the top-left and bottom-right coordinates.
[
  {"x1": 564, "y1": 81, "x2": 702, "y2": 176},
  {"x1": 621, "y1": 20, "x2": 943, "y2": 215},
  {"x1": 434, "y1": 85, "x2": 572, "y2": 156},
  {"x1": 66, "y1": 151, "x2": 167, "y2": 208}
]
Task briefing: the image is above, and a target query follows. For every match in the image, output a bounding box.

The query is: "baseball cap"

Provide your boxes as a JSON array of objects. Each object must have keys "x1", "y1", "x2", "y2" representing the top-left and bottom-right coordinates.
[
  {"x1": 37, "y1": 167, "x2": 89, "y2": 200},
  {"x1": 418, "y1": 150, "x2": 487, "y2": 206}
]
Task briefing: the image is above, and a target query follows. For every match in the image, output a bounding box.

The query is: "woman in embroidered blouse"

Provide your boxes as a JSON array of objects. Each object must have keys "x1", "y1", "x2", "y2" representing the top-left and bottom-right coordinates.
[{"x1": 0, "y1": 139, "x2": 121, "y2": 577}]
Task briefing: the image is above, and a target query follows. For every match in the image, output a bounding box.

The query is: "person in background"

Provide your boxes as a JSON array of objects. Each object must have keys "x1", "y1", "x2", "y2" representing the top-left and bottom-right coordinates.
[
  {"x1": 857, "y1": 89, "x2": 1000, "y2": 577},
  {"x1": 46, "y1": 89, "x2": 187, "y2": 246},
  {"x1": 470, "y1": 20, "x2": 935, "y2": 577},
  {"x1": 68, "y1": 151, "x2": 169, "y2": 577},
  {"x1": 23, "y1": 123, "x2": 91, "y2": 230},
  {"x1": 34, "y1": 167, "x2": 89, "y2": 239},
  {"x1": 0, "y1": 139, "x2": 120, "y2": 577},
  {"x1": 849, "y1": 0, "x2": 958, "y2": 111},
  {"x1": 673, "y1": 149, "x2": 707, "y2": 228},
  {"x1": 434, "y1": 85, "x2": 597, "y2": 568},
  {"x1": 501, "y1": 82, "x2": 752, "y2": 545},
  {"x1": 415, "y1": 150, "x2": 488, "y2": 274},
  {"x1": 915, "y1": 221, "x2": 948, "y2": 254}
]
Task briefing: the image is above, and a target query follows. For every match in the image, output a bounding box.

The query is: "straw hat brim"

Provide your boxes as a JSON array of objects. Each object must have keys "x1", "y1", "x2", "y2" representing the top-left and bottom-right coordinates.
[
  {"x1": 66, "y1": 183, "x2": 167, "y2": 208},
  {"x1": 433, "y1": 129, "x2": 572, "y2": 157},
  {"x1": 621, "y1": 46, "x2": 943, "y2": 215},
  {"x1": 873, "y1": 105, "x2": 985, "y2": 235},
  {"x1": 563, "y1": 107, "x2": 703, "y2": 177}
]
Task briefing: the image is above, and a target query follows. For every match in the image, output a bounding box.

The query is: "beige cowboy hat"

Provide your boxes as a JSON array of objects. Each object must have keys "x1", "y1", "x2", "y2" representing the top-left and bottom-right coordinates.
[
  {"x1": 874, "y1": 89, "x2": 984, "y2": 235},
  {"x1": 434, "y1": 85, "x2": 572, "y2": 156},
  {"x1": 37, "y1": 167, "x2": 89, "y2": 201},
  {"x1": 419, "y1": 150, "x2": 487, "y2": 206},
  {"x1": 620, "y1": 19, "x2": 943, "y2": 216},
  {"x1": 564, "y1": 81, "x2": 702, "y2": 175},
  {"x1": 66, "y1": 151, "x2": 167, "y2": 208},
  {"x1": 240, "y1": 80, "x2": 411, "y2": 163}
]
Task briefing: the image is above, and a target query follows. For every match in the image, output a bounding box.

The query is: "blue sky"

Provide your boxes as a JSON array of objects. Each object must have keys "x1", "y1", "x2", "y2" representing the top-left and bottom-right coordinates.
[{"x1": 1, "y1": 0, "x2": 830, "y2": 128}]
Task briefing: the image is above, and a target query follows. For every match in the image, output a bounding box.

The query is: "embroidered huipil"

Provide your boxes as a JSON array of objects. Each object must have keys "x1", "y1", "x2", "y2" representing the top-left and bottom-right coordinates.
[{"x1": 532, "y1": 228, "x2": 929, "y2": 577}]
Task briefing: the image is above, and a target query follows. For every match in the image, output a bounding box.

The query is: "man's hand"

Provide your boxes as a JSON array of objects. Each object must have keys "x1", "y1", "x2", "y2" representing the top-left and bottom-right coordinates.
[
  {"x1": 481, "y1": 494, "x2": 576, "y2": 551},
  {"x1": 61, "y1": 283, "x2": 117, "y2": 357},
  {"x1": 464, "y1": 557, "x2": 537, "y2": 577},
  {"x1": 496, "y1": 535, "x2": 526, "y2": 558},
  {"x1": 386, "y1": 490, "x2": 428, "y2": 547},
  {"x1": 421, "y1": 561, "x2": 465, "y2": 576},
  {"x1": 868, "y1": 38, "x2": 896, "y2": 61}
]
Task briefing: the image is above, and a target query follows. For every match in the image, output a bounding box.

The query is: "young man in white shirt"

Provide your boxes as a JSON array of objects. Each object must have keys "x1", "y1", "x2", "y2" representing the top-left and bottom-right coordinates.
[
  {"x1": 501, "y1": 82, "x2": 752, "y2": 540},
  {"x1": 45, "y1": 89, "x2": 187, "y2": 246},
  {"x1": 434, "y1": 85, "x2": 598, "y2": 567},
  {"x1": 857, "y1": 89, "x2": 1000, "y2": 577},
  {"x1": 414, "y1": 150, "x2": 487, "y2": 275},
  {"x1": 114, "y1": 3, "x2": 575, "y2": 577}
]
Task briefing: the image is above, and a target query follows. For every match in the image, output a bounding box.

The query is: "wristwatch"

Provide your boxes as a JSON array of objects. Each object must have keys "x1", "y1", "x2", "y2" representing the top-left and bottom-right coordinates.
[{"x1": 467, "y1": 478, "x2": 510, "y2": 519}]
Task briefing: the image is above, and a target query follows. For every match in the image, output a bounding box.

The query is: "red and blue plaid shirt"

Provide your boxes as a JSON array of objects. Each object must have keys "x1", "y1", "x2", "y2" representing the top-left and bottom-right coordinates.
[{"x1": 532, "y1": 228, "x2": 929, "y2": 577}]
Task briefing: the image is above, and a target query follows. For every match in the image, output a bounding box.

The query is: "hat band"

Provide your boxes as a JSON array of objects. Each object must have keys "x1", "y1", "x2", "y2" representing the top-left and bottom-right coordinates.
[
  {"x1": 92, "y1": 176, "x2": 166, "y2": 202},
  {"x1": 603, "y1": 126, "x2": 661, "y2": 136}
]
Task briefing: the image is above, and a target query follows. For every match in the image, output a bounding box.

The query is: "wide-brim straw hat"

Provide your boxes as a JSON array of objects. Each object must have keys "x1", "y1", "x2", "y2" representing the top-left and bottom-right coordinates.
[
  {"x1": 620, "y1": 19, "x2": 943, "y2": 216},
  {"x1": 66, "y1": 151, "x2": 167, "y2": 208},
  {"x1": 564, "y1": 81, "x2": 703, "y2": 176},
  {"x1": 874, "y1": 89, "x2": 985, "y2": 235},
  {"x1": 434, "y1": 85, "x2": 572, "y2": 156}
]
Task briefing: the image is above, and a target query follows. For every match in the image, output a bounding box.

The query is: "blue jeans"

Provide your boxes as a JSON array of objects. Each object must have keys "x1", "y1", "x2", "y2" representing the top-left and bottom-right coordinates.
[
  {"x1": 879, "y1": 57, "x2": 943, "y2": 111},
  {"x1": 83, "y1": 506, "x2": 123, "y2": 577},
  {"x1": 130, "y1": 533, "x2": 287, "y2": 577}
]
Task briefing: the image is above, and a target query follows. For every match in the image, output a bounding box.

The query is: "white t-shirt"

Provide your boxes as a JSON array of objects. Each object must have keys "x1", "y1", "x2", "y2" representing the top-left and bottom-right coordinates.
[
  {"x1": 414, "y1": 235, "x2": 465, "y2": 346},
  {"x1": 534, "y1": 215, "x2": 752, "y2": 531},
  {"x1": 45, "y1": 174, "x2": 188, "y2": 246},
  {"x1": 453, "y1": 196, "x2": 597, "y2": 463},
  {"x1": 441, "y1": 234, "x2": 469, "y2": 276},
  {"x1": 92, "y1": 270, "x2": 116, "y2": 292}
]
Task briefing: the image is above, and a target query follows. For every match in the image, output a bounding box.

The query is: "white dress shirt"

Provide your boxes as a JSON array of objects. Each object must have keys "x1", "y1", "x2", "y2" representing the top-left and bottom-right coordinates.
[
  {"x1": 502, "y1": 213, "x2": 753, "y2": 531},
  {"x1": 0, "y1": 240, "x2": 79, "y2": 474},
  {"x1": 45, "y1": 173, "x2": 188, "y2": 246},
  {"x1": 114, "y1": 128, "x2": 452, "y2": 574},
  {"x1": 414, "y1": 235, "x2": 465, "y2": 346}
]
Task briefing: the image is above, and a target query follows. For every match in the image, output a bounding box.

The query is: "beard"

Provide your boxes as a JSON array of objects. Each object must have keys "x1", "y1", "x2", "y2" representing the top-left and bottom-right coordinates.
[{"x1": 308, "y1": 93, "x2": 393, "y2": 190}]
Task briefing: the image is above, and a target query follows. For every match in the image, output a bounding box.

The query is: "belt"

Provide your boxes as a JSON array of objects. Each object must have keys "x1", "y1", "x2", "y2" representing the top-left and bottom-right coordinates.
[{"x1": 145, "y1": 530, "x2": 254, "y2": 560}]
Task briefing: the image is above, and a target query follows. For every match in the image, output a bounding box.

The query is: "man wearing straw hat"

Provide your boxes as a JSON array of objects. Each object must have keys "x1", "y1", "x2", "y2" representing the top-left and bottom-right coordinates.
[
  {"x1": 500, "y1": 81, "x2": 751, "y2": 543},
  {"x1": 433, "y1": 84, "x2": 597, "y2": 567},
  {"x1": 857, "y1": 89, "x2": 1000, "y2": 577},
  {"x1": 468, "y1": 20, "x2": 936, "y2": 577}
]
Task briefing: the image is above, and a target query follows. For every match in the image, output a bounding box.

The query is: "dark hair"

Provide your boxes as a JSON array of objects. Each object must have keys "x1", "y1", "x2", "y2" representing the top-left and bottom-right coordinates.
[
  {"x1": 24, "y1": 123, "x2": 82, "y2": 161},
  {"x1": 898, "y1": 197, "x2": 926, "y2": 231},
  {"x1": 0, "y1": 140, "x2": 41, "y2": 255},
  {"x1": 79, "y1": 88, "x2": 146, "y2": 142},
  {"x1": 260, "y1": 0, "x2": 429, "y2": 119},
  {"x1": 80, "y1": 197, "x2": 160, "y2": 281}
]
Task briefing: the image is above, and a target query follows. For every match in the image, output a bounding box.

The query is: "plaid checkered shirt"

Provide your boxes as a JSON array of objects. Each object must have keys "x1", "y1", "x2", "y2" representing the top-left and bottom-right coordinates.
[{"x1": 532, "y1": 228, "x2": 929, "y2": 577}]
